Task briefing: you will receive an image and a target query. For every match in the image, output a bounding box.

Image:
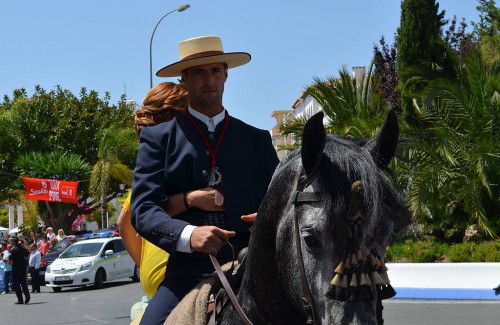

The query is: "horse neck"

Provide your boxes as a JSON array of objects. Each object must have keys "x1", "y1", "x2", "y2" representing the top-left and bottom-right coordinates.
[{"x1": 225, "y1": 244, "x2": 305, "y2": 324}]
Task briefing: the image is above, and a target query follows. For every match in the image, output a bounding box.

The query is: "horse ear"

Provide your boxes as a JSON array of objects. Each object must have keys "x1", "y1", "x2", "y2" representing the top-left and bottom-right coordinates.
[
  {"x1": 364, "y1": 110, "x2": 399, "y2": 167},
  {"x1": 301, "y1": 112, "x2": 326, "y2": 175}
]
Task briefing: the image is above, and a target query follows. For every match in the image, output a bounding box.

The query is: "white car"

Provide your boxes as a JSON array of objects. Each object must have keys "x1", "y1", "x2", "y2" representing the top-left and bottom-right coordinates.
[{"x1": 45, "y1": 237, "x2": 139, "y2": 292}]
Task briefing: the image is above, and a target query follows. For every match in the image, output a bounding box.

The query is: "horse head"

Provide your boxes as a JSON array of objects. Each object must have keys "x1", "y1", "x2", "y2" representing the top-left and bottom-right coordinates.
[{"x1": 228, "y1": 111, "x2": 411, "y2": 324}]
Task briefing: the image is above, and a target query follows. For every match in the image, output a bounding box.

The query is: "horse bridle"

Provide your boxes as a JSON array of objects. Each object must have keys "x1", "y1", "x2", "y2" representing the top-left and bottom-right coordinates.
[{"x1": 292, "y1": 184, "x2": 321, "y2": 325}]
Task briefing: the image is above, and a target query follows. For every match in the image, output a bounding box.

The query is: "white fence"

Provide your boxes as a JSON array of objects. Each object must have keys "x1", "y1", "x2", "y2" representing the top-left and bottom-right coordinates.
[{"x1": 387, "y1": 263, "x2": 500, "y2": 289}]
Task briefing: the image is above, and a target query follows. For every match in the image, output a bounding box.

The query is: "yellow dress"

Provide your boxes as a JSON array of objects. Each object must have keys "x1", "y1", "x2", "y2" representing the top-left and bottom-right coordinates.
[{"x1": 123, "y1": 191, "x2": 169, "y2": 300}]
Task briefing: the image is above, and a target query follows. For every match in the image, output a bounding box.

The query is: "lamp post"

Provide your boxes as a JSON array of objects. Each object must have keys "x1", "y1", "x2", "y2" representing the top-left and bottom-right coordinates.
[{"x1": 149, "y1": 4, "x2": 190, "y2": 88}]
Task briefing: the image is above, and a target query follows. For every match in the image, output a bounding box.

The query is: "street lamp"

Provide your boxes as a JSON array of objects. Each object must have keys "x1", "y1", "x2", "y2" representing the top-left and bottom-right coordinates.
[{"x1": 149, "y1": 4, "x2": 191, "y2": 88}]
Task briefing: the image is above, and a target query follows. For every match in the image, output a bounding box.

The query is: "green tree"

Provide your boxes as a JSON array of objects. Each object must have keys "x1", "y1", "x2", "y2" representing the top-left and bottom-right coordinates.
[
  {"x1": 15, "y1": 151, "x2": 91, "y2": 230},
  {"x1": 89, "y1": 125, "x2": 136, "y2": 228},
  {"x1": 0, "y1": 85, "x2": 136, "y2": 201},
  {"x1": 0, "y1": 108, "x2": 23, "y2": 201},
  {"x1": 398, "y1": 52, "x2": 500, "y2": 240},
  {"x1": 473, "y1": 0, "x2": 500, "y2": 68},
  {"x1": 397, "y1": 0, "x2": 448, "y2": 124},
  {"x1": 0, "y1": 207, "x2": 8, "y2": 228}
]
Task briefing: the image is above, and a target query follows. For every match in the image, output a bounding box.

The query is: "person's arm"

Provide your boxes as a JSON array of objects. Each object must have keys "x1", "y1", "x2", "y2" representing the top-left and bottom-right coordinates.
[
  {"x1": 35, "y1": 252, "x2": 41, "y2": 269},
  {"x1": 121, "y1": 186, "x2": 226, "y2": 264},
  {"x1": 117, "y1": 208, "x2": 142, "y2": 265},
  {"x1": 166, "y1": 187, "x2": 225, "y2": 216},
  {"x1": 131, "y1": 126, "x2": 191, "y2": 254},
  {"x1": 132, "y1": 127, "x2": 234, "y2": 255}
]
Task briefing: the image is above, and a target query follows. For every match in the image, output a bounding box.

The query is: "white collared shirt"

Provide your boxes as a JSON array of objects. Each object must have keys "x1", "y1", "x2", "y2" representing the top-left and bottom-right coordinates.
[
  {"x1": 187, "y1": 106, "x2": 226, "y2": 132},
  {"x1": 176, "y1": 106, "x2": 226, "y2": 253},
  {"x1": 29, "y1": 249, "x2": 41, "y2": 269}
]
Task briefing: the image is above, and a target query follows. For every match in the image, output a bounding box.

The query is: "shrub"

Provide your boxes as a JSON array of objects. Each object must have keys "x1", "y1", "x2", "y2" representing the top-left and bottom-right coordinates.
[
  {"x1": 412, "y1": 242, "x2": 448, "y2": 263},
  {"x1": 471, "y1": 241, "x2": 500, "y2": 262},
  {"x1": 389, "y1": 240, "x2": 500, "y2": 263},
  {"x1": 386, "y1": 240, "x2": 449, "y2": 263},
  {"x1": 447, "y1": 243, "x2": 477, "y2": 262},
  {"x1": 386, "y1": 241, "x2": 408, "y2": 262}
]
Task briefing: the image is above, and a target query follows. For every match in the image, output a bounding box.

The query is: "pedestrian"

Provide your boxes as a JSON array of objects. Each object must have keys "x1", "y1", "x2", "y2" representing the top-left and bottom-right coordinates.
[
  {"x1": 28, "y1": 243, "x2": 41, "y2": 293},
  {"x1": 39, "y1": 237, "x2": 49, "y2": 255},
  {"x1": 1, "y1": 243, "x2": 12, "y2": 294},
  {"x1": 56, "y1": 229, "x2": 66, "y2": 241},
  {"x1": 131, "y1": 35, "x2": 279, "y2": 324},
  {"x1": 45, "y1": 227, "x2": 55, "y2": 241},
  {"x1": 49, "y1": 238, "x2": 58, "y2": 251},
  {"x1": 29, "y1": 232, "x2": 41, "y2": 247},
  {"x1": 8, "y1": 236, "x2": 30, "y2": 304},
  {"x1": 0, "y1": 252, "x2": 5, "y2": 294}
]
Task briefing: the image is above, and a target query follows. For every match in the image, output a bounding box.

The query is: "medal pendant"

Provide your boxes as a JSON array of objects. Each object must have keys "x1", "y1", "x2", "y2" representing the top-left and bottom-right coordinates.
[
  {"x1": 208, "y1": 167, "x2": 222, "y2": 186},
  {"x1": 215, "y1": 190, "x2": 224, "y2": 206}
]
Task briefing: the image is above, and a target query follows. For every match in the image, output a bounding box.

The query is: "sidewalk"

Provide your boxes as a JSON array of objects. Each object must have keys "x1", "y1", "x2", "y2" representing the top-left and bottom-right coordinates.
[{"x1": 387, "y1": 262, "x2": 500, "y2": 300}]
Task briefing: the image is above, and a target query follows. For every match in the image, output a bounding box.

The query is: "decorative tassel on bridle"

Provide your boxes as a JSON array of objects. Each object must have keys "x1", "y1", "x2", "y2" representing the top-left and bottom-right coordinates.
[{"x1": 329, "y1": 180, "x2": 396, "y2": 302}]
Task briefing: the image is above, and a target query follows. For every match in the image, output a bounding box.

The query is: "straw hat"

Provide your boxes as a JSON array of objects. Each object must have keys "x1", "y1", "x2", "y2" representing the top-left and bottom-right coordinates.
[{"x1": 156, "y1": 35, "x2": 251, "y2": 77}]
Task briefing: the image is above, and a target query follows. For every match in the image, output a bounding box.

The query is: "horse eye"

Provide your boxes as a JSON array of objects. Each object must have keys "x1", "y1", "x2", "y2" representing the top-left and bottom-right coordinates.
[{"x1": 302, "y1": 230, "x2": 320, "y2": 247}]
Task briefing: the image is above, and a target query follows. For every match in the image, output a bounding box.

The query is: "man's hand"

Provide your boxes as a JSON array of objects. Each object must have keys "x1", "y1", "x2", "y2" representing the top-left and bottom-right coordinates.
[
  {"x1": 241, "y1": 213, "x2": 257, "y2": 223},
  {"x1": 187, "y1": 187, "x2": 226, "y2": 211},
  {"x1": 241, "y1": 213, "x2": 257, "y2": 232},
  {"x1": 190, "y1": 226, "x2": 235, "y2": 256}
]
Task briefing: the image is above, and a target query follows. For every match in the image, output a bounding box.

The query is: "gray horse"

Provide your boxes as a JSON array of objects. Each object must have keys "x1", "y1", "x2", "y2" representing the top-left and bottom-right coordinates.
[{"x1": 166, "y1": 110, "x2": 411, "y2": 325}]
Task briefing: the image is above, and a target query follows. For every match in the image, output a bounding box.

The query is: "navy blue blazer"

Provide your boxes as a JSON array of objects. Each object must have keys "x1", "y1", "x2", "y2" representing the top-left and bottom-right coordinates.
[{"x1": 131, "y1": 112, "x2": 279, "y2": 255}]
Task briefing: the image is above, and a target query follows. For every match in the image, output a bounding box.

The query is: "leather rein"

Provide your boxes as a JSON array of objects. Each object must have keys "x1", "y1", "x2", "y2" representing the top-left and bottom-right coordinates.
[{"x1": 209, "y1": 243, "x2": 253, "y2": 325}]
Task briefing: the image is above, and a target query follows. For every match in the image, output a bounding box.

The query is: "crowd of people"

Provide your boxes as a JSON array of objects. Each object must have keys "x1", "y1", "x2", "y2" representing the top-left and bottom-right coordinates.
[{"x1": 0, "y1": 226, "x2": 68, "y2": 304}]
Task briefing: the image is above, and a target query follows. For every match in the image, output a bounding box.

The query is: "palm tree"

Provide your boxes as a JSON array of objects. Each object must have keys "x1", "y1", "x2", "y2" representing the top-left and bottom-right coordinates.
[
  {"x1": 279, "y1": 64, "x2": 389, "y2": 151},
  {"x1": 399, "y1": 52, "x2": 500, "y2": 239},
  {"x1": 89, "y1": 124, "x2": 136, "y2": 228}
]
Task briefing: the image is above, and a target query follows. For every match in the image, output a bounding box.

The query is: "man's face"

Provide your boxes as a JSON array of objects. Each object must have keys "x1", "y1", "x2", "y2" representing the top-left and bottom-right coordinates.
[{"x1": 182, "y1": 62, "x2": 227, "y2": 111}]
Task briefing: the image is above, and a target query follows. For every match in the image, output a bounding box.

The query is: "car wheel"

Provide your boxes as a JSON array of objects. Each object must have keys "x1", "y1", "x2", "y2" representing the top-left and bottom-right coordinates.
[
  {"x1": 52, "y1": 287, "x2": 62, "y2": 293},
  {"x1": 94, "y1": 268, "x2": 106, "y2": 289},
  {"x1": 131, "y1": 265, "x2": 140, "y2": 282}
]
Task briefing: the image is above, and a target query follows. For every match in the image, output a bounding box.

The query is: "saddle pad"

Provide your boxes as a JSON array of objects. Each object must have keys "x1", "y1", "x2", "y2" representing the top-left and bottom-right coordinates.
[{"x1": 164, "y1": 261, "x2": 235, "y2": 325}]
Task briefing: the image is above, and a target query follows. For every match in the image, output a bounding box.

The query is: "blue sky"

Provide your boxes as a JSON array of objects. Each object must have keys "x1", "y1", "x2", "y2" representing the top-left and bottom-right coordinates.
[{"x1": 0, "y1": 1, "x2": 480, "y2": 130}]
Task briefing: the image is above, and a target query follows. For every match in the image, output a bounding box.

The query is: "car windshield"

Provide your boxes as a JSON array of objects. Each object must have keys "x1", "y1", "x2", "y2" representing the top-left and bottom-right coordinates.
[
  {"x1": 59, "y1": 243, "x2": 103, "y2": 258},
  {"x1": 50, "y1": 239, "x2": 72, "y2": 254}
]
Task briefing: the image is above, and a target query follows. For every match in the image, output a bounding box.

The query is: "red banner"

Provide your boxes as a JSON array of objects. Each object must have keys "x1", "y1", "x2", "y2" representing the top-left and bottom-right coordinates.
[{"x1": 22, "y1": 177, "x2": 79, "y2": 204}]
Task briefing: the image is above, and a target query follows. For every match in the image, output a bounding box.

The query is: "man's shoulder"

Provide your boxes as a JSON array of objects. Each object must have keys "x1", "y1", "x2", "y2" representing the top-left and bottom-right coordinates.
[
  {"x1": 229, "y1": 116, "x2": 268, "y2": 135},
  {"x1": 140, "y1": 116, "x2": 184, "y2": 138}
]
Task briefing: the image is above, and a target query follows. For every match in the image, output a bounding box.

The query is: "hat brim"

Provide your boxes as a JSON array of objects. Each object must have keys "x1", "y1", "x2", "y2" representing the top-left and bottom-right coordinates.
[{"x1": 156, "y1": 52, "x2": 251, "y2": 77}]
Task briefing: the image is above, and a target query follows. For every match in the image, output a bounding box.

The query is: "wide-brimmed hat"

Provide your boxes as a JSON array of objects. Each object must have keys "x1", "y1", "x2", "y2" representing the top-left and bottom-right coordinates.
[{"x1": 156, "y1": 35, "x2": 251, "y2": 77}]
